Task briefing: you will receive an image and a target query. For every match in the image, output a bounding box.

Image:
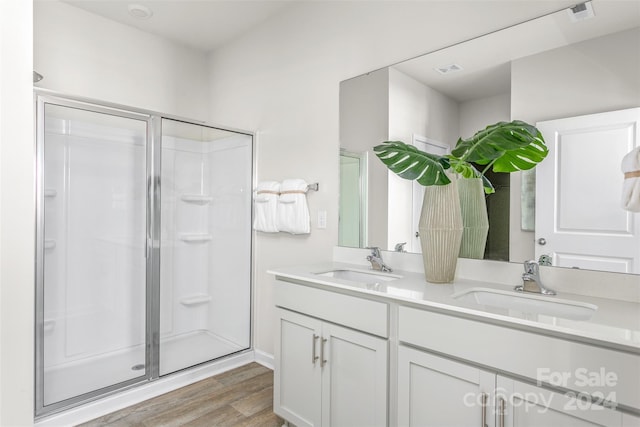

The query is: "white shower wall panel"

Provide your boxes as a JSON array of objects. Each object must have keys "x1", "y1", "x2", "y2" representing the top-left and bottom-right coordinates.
[
  {"x1": 65, "y1": 134, "x2": 146, "y2": 356},
  {"x1": 159, "y1": 133, "x2": 252, "y2": 356},
  {"x1": 161, "y1": 137, "x2": 213, "y2": 338},
  {"x1": 43, "y1": 133, "x2": 68, "y2": 366},
  {"x1": 43, "y1": 116, "x2": 146, "y2": 370}
]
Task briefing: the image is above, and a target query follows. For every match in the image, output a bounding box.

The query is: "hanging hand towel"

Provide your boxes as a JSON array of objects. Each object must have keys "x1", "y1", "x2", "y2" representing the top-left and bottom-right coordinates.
[
  {"x1": 277, "y1": 179, "x2": 310, "y2": 234},
  {"x1": 621, "y1": 147, "x2": 640, "y2": 212},
  {"x1": 253, "y1": 181, "x2": 280, "y2": 232}
]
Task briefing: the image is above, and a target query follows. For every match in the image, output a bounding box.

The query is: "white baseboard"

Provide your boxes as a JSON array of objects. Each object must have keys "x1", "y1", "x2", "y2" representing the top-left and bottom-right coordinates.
[{"x1": 254, "y1": 348, "x2": 275, "y2": 369}]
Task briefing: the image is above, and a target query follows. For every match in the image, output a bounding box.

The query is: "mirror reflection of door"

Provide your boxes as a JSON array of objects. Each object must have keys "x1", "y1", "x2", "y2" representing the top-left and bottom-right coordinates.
[
  {"x1": 411, "y1": 135, "x2": 450, "y2": 253},
  {"x1": 339, "y1": 150, "x2": 367, "y2": 248},
  {"x1": 536, "y1": 107, "x2": 640, "y2": 273}
]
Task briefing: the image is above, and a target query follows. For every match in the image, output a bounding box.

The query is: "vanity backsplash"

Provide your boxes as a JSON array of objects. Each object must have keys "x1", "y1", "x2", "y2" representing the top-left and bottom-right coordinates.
[{"x1": 333, "y1": 246, "x2": 640, "y2": 303}]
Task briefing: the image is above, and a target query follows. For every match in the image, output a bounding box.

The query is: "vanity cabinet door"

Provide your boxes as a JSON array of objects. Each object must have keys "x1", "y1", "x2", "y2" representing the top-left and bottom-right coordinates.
[
  {"x1": 274, "y1": 308, "x2": 388, "y2": 427},
  {"x1": 274, "y1": 308, "x2": 322, "y2": 427},
  {"x1": 321, "y1": 322, "x2": 388, "y2": 427},
  {"x1": 397, "y1": 345, "x2": 496, "y2": 427},
  {"x1": 496, "y1": 376, "x2": 623, "y2": 427}
]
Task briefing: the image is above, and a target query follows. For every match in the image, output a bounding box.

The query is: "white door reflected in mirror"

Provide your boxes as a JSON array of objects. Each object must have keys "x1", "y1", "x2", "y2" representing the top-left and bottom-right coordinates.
[{"x1": 536, "y1": 108, "x2": 640, "y2": 274}]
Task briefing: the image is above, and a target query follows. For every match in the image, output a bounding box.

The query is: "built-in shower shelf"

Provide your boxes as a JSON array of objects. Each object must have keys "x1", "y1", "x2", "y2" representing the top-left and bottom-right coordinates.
[
  {"x1": 44, "y1": 239, "x2": 56, "y2": 250},
  {"x1": 179, "y1": 233, "x2": 212, "y2": 243},
  {"x1": 181, "y1": 194, "x2": 213, "y2": 204},
  {"x1": 180, "y1": 294, "x2": 212, "y2": 306},
  {"x1": 44, "y1": 189, "x2": 57, "y2": 198}
]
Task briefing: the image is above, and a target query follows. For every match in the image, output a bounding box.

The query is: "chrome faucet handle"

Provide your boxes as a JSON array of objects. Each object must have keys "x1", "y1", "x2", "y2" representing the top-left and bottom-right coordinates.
[
  {"x1": 518, "y1": 260, "x2": 555, "y2": 295},
  {"x1": 365, "y1": 247, "x2": 393, "y2": 272},
  {"x1": 367, "y1": 247, "x2": 382, "y2": 258},
  {"x1": 523, "y1": 260, "x2": 539, "y2": 275},
  {"x1": 394, "y1": 242, "x2": 407, "y2": 252}
]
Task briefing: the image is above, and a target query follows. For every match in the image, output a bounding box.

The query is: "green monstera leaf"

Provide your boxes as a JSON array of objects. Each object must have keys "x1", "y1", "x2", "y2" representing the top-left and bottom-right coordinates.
[
  {"x1": 373, "y1": 141, "x2": 451, "y2": 186},
  {"x1": 451, "y1": 120, "x2": 548, "y2": 173},
  {"x1": 373, "y1": 121, "x2": 547, "y2": 195}
]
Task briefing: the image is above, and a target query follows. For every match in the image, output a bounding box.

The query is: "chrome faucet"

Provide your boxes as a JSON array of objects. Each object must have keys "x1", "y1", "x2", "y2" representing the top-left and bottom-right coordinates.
[
  {"x1": 366, "y1": 247, "x2": 393, "y2": 272},
  {"x1": 394, "y1": 242, "x2": 407, "y2": 252},
  {"x1": 514, "y1": 260, "x2": 555, "y2": 295}
]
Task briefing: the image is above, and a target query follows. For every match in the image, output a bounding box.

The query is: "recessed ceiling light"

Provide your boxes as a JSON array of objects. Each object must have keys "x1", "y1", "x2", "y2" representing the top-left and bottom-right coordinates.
[
  {"x1": 128, "y1": 3, "x2": 153, "y2": 20},
  {"x1": 435, "y1": 64, "x2": 464, "y2": 75}
]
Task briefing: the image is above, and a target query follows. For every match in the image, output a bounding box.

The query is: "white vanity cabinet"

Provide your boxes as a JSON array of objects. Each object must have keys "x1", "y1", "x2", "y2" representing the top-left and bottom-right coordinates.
[
  {"x1": 398, "y1": 306, "x2": 637, "y2": 427},
  {"x1": 273, "y1": 280, "x2": 389, "y2": 427},
  {"x1": 397, "y1": 345, "x2": 626, "y2": 427},
  {"x1": 270, "y1": 265, "x2": 640, "y2": 427},
  {"x1": 398, "y1": 345, "x2": 496, "y2": 427}
]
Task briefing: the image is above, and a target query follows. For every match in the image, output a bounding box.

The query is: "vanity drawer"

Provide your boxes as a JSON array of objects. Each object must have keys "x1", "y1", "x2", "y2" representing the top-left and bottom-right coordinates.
[
  {"x1": 274, "y1": 279, "x2": 388, "y2": 338},
  {"x1": 399, "y1": 306, "x2": 640, "y2": 410}
]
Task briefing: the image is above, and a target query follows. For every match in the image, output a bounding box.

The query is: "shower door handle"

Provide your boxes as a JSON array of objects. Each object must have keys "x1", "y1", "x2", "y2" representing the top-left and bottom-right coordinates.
[{"x1": 146, "y1": 176, "x2": 152, "y2": 259}]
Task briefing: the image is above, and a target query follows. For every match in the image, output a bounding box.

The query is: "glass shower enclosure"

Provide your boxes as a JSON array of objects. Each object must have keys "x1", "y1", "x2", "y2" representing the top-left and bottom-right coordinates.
[{"x1": 35, "y1": 94, "x2": 253, "y2": 417}]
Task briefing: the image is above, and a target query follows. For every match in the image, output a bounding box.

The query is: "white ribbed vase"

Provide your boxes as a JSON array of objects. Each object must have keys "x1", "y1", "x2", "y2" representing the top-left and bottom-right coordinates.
[
  {"x1": 418, "y1": 182, "x2": 463, "y2": 283},
  {"x1": 457, "y1": 178, "x2": 489, "y2": 259}
]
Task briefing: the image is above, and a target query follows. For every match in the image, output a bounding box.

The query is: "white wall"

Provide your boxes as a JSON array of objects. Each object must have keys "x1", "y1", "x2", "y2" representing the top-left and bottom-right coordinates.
[
  {"x1": 340, "y1": 68, "x2": 390, "y2": 249},
  {"x1": 34, "y1": 1, "x2": 209, "y2": 120},
  {"x1": 206, "y1": 0, "x2": 578, "y2": 355},
  {"x1": 0, "y1": 1, "x2": 34, "y2": 425},
  {"x1": 511, "y1": 27, "x2": 640, "y2": 124},
  {"x1": 459, "y1": 92, "x2": 510, "y2": 139}
]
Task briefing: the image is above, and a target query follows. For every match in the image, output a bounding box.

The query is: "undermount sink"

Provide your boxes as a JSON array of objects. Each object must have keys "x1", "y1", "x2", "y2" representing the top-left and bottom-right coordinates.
[
  {"x1": 315, "y1": 269, "x2": 400, "y2": 284},
  {"x1": 452, "y1": 288, "x2": 598, "y2": 321}
]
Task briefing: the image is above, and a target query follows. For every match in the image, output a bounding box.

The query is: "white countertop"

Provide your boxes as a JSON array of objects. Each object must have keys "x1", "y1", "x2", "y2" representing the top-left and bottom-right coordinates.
[{"x1": 268, "y1": 262, "x2": 640, "y2": 353}]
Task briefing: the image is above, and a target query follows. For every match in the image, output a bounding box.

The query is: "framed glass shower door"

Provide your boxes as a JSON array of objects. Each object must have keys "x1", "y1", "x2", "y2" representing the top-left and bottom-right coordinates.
[
  {"x1": 35, "y1": 94, "x2": 254, "y2": 417},
  {"x1": 35, "y1": 98, "x2": 151, "y2": 414}
]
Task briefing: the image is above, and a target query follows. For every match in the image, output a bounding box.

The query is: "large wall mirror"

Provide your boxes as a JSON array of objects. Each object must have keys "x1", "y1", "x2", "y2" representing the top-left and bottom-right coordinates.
[{"x1": 339, "y1": 0, "x2": 640, "y2": 275}]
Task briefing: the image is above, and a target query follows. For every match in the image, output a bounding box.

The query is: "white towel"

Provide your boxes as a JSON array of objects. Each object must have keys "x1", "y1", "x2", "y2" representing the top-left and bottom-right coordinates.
[
  {"x1": 621, "y1": 147, "x2": 640, "y2": 212},
  {"x1": 277, "y1": 179, "x2": 310, "y2": 234},
  {"x1": 253, "y1": 181, "x2": 280, "y2": 232}
]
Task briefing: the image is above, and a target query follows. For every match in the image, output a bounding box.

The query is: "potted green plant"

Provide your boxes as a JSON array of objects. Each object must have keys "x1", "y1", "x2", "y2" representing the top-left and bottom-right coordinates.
[
  {"x1": 374, "y1": 120, "x2": 548, "y2": 281},
  {"x1": 375, "y1": 120, "x2": 547, "y2": 192}
]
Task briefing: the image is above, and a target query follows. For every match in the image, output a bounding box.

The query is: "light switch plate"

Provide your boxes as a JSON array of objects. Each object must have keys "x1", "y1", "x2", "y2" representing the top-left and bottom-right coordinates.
[{"x1": 317, "y1": 210, "x2": 327, "y2": 229}]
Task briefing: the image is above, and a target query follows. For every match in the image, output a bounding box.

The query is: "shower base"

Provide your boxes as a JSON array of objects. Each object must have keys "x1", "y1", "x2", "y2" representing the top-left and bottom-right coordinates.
[
  {"x1": 43, "y1": 330, "x2": 245, "y2": 408},
  {"x1": 160, "y1": 330, "x2": 244, "y2": 375}
]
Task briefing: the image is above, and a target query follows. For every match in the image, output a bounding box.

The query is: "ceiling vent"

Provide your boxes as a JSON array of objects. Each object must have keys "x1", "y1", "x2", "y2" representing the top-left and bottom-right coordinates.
[
  {"x1": 435, "y1": 64, "x2": 464, "y2": 75},
  {"x1": 568, "y1": 1, "x2": 595, "y2": 22}
]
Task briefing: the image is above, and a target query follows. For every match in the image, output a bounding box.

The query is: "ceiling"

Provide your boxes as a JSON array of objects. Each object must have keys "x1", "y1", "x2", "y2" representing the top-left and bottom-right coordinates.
[
  {"x1": 59, "y1": 0, "x2": 298, "y2": 52},
  {"x1": 393, "y1": 0, "x2": 640, "y2": 102}
]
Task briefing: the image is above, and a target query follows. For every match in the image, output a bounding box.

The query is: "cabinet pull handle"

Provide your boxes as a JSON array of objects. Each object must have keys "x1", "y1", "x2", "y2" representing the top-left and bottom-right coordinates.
[
  {"x1": 312, "y1": 334, "x2": 319, "y2": 364},
  {"x1": 481, "y1": 393, "x2": 488, "y2": 427},
  {"x1": 499, "y1": 397, "x2": 506, "y2": 427},
  {"x1": 320, "y1": 337, "x2": 327, "y2": 367}
]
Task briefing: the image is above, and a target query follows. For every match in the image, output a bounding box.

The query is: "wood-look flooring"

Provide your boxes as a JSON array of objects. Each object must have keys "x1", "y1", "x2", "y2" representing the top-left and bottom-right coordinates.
[{"x1": 78, "y1": 363, "x2": 284, "y2": 427}]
